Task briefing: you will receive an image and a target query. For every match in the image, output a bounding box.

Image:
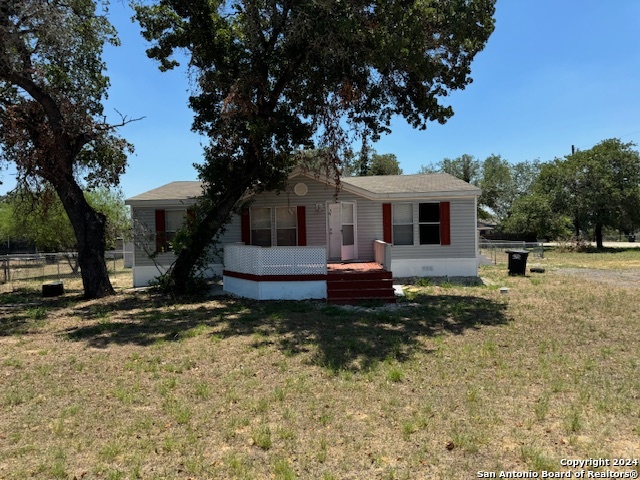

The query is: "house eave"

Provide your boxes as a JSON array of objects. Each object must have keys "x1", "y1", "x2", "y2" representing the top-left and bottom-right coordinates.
[
  {"x1": 126, "y1": 170, "x2": 481, "y2": 206},
  {"x1": 363, "y1": 190, "x2": 481, "y2": 200},
  {"x1": 290, "y1": 170, "x2": 481, "y2": 200},
  {"x1": 125, "y1": 199, "x2": 199, "y2": 208}
]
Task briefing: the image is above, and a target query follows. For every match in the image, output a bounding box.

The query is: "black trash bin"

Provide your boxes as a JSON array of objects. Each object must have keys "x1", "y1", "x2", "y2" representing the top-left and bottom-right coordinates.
[{"x1": 506, "y1": 250, "x2": 529, "y2": 275}]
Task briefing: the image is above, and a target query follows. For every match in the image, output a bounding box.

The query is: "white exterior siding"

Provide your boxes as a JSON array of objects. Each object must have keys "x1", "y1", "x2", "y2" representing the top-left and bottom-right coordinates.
[
  {"x1": 234, "y1": 178, "x2": 383, "y2": 260},
  {"x1": 128, "y1": 174, "x2": 479, "y2": 285},
  {"x1": 132, "y1": 207, "x2": 160, "y2": 268},
  {"x1": 390, "y1": 197, "x2": 477, "y2": 260},
  {"x1": 131, "y1": 206, "x2": 242, "y2": 268},
  {"x1": 237, "y1": 184, "x2": 477, "y2": 263},
  {"x1": 247, "y1": 179, "x2": 331, "y2": 248}
]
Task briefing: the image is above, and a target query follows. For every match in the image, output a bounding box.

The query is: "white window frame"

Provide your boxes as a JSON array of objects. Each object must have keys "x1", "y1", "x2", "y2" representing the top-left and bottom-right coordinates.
[
  {"x1": 164, "y1": 209, "x2": 187, "y2": 251},
  {"x1": 275, "y1": 206, "x2": 298, "y2": 246},
  {"x1": 392, "y1": 203, "x2": 414, "y2": 246},
  {"x1": 250, "y1": 207, "x2": 272, "y2": 247}
]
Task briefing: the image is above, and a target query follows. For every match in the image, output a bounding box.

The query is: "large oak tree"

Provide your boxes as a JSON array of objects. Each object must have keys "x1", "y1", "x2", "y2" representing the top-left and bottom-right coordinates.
[
  {"x1": 0, "y1": 0, "x2": 133, "y2": 298},
  {"x1": 135, "y1": 0, "x2": 497, "y2": 293}
]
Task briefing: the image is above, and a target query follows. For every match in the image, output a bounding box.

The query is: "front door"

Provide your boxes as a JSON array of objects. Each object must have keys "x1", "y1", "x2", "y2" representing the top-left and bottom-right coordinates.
[{"x1": 327, "y1": 202, "x2": 356, "y2": 261}]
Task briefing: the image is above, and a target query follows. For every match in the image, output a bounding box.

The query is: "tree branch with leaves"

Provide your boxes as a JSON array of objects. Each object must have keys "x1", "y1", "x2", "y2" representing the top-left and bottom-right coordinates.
[
  {"x1": 0, "y1": 0, "x2": 138, "y2": 298},
  {"x1": 134, "y1": 0, "x2": 496, "y2": 294}
]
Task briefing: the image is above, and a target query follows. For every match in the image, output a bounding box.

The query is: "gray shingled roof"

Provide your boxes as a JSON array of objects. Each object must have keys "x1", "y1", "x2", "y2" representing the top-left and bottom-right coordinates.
[
  {"x1": 125, "y1": 181, "x2": 204, "y2": 202},
  {"x1": 126, "y1": 173, "x2": 479, "y2": 204},
  {"x1": 341, "y1": 173, "x2": 480, "y2": 195}
]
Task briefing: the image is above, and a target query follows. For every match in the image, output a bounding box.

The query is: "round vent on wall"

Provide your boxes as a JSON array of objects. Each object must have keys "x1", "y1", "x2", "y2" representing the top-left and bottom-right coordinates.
[{"x1": 294, "y1": 182, "x2": 308, "y2": 196}]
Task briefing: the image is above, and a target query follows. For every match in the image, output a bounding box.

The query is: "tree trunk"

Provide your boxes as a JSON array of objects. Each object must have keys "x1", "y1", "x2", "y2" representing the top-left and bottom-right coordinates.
[
  {"x1": 54, "y1": 176, "x2": 115, "y2": 299},
  {"x1": 595, "y1": 223, "x2": 604, "y2": 249},
  {"x1": 168, "y1": 192, "x2": 244, "y2": 295}
]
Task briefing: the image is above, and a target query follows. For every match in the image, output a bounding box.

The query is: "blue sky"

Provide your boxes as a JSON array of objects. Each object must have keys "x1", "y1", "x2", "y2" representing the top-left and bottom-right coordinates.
[{"x1": 4, "y1": 0, "x2": 640, "y2": 198}]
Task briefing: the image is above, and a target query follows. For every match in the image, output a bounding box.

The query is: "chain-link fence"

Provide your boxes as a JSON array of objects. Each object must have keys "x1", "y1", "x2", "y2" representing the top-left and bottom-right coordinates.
[
  {"x1": 0, "y1": 252, "x2": 131, "y2": 294},
  {"x1": 479, "y1": 238, "x2": 544, "y2": 265}
]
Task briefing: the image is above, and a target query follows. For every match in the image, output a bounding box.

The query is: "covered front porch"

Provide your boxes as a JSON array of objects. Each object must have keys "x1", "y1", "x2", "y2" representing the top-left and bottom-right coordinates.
[{"x1": 222, "y1": 244, "x2": 395, "y2": 302}]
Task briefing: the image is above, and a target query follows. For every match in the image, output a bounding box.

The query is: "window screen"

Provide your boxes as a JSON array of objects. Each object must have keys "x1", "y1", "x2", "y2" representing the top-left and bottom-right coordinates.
[
  {"x1": 276, "y1": 207, "x2": 297, "y2": 246},
  {"x1": 251, "y1": 207, "x2": 272, "y2": 246},
  {"x1": 165, "y1": 210, "x2": 186, "y2": 249},
  {"x1": 393, "y1": 204, "x2": 413, "y2": 245}
]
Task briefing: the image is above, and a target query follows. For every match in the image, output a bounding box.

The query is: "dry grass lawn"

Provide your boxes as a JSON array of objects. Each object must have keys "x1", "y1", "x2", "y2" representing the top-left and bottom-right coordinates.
[{"x1": 0, "y1": 248, "x2": 639, "y2": 479}]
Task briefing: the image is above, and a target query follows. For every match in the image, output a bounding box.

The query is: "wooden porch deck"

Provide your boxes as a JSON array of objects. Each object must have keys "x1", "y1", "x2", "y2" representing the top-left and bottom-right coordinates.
[{"x1": 327, "y1": 262, "x2": 386, "y2": 274}]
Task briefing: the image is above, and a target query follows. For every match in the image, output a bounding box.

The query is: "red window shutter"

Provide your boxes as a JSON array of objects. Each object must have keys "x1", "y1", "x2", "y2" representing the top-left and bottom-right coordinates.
[
  {"x1": 155, "y1": 209, "x2": 166, "y2": 253},
  {"x1": 241, "y1": 208, "x2": 251, "y2": 245},
  {"x1": 297, "y1": 206, "x2": 307, "y2": 246},
  {"x1": 440, "y1": 201, "x2": 451, "y2": 245},
  {"x1": 382, "y1": 203, "x2": 392, "y2": 243}
]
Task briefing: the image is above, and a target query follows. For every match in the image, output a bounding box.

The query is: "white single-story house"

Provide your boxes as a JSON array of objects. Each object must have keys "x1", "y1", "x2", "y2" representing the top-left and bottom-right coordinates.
[{"x1": 125, "y1": 170, "x2": 481, "y2": 302}]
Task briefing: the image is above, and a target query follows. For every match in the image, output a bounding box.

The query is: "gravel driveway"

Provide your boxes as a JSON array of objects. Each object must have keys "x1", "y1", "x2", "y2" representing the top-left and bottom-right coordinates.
[{"x1": 555, "y1": 268, "x2": 640, "y2": 289}]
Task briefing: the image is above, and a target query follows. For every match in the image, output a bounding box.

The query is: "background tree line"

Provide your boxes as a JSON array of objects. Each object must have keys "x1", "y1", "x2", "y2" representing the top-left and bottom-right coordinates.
[
  {"x1": 420, "y1": 138, "x2": 640, "y2": 246},
  {"x1": 0, "y1": 188, "x2": 130, "y2": 254}
]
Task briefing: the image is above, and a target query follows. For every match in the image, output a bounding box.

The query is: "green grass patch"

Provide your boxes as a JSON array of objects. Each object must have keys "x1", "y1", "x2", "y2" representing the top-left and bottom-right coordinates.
[{"x1": 0, "y1": 249, "x2": 639, "y2": 478}]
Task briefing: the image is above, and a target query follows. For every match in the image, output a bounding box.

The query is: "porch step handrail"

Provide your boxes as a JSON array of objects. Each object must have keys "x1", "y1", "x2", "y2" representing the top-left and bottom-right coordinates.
[{"x1": 373, "y1": 239, "x2": 391, "y2": 271}]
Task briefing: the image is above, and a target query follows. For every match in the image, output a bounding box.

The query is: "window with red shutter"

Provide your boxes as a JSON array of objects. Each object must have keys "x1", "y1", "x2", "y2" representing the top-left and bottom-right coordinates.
[
  {"x1": 297, "y1": 206, "x2": 307, "y2": 246},
  {"x1": 382, "y1": 203, "x2": 392, "y2": 243},
  {"x1": 155, "y1": 210, "x2": 166, "y2": 253},
  {"x1": 440, "y1": 202, "x2": 451, "y2": 246}
]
